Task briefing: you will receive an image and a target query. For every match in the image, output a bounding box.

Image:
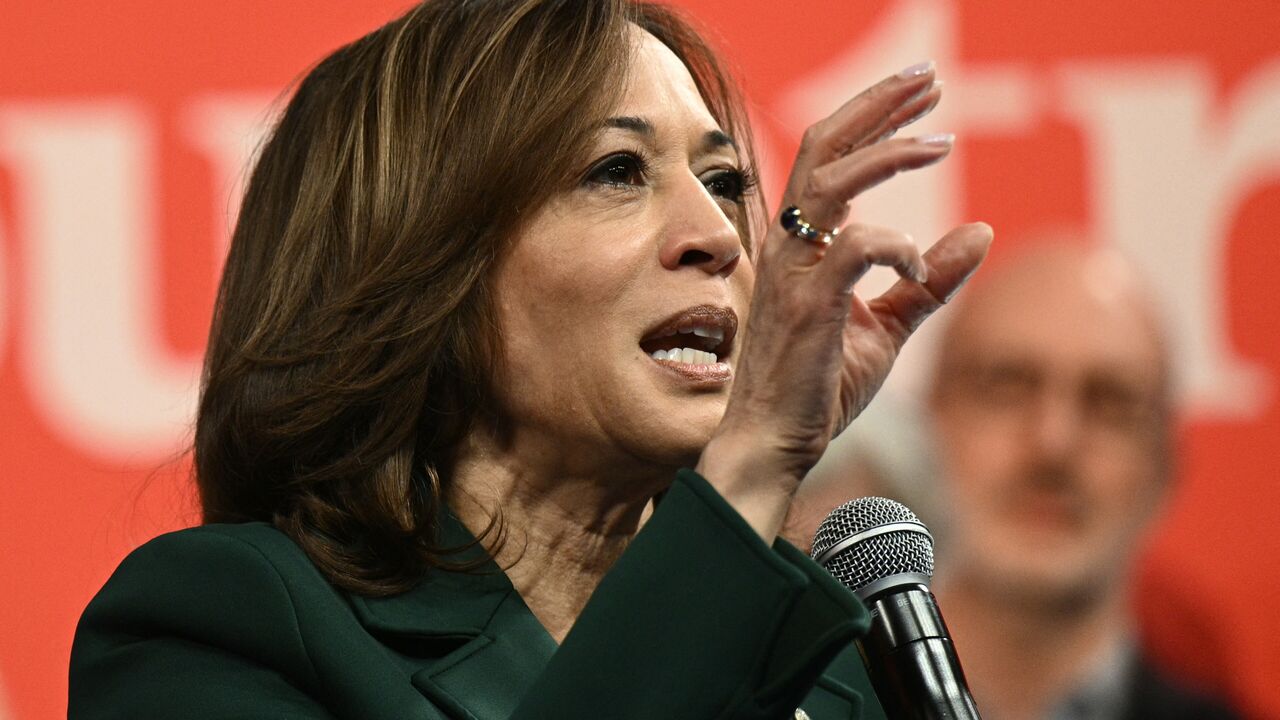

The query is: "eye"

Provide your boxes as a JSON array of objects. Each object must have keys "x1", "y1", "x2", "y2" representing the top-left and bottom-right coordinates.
[
  {"x1": 1083, "y1": 376, "x2": 1155, "y2": 431},
  {"x1": 966, "y1": 363, "x2": 1040, "y2": 408},
  {"x1": 584, "y1": 152, "x2": 647, "y2": 188},
  {"x1": 701, "y1": 167, "x2": 757, "y2": 204}
]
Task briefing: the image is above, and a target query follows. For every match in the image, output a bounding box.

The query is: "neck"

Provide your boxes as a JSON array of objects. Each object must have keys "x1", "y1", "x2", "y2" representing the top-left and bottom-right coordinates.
[
  {"x1": 936, "y1": 572, "x2": 1130, "y2": 720},
  {"x1": 447, "y1": 429, "x2": 671, "y2": 643}
]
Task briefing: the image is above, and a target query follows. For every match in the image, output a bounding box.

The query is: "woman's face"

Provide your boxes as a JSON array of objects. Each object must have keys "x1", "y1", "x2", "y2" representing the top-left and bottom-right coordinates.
[{"x1": 490, "y1": 28, "x2": 754, "y2": 476}]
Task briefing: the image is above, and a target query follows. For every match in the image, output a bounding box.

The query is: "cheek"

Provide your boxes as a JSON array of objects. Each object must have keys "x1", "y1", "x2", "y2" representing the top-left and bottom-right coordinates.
[
  {"x1": 490, "y1": 229, "x2": 655, "y2": 415},
  {"x1": 936, "y1": 410, "x2": 1022, "y2": 488},
  {"x1": 496, "y1": 239, "x2": 623, "y2": 352},
  {"x1": 1079, "y1": 440, "x2": 1163, "y2": 512},
  {"x1": 497, "y1": 281, "x2": 610, "y2": 386}
]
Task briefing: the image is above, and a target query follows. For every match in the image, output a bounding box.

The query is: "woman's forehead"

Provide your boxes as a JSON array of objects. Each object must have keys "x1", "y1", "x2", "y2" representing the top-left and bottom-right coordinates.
[{"x1": 613, "y1": 27, "x2": 722, "y2": 139}]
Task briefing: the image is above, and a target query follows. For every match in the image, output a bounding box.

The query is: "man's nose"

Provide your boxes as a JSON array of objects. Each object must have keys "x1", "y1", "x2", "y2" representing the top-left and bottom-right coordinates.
[
  {"x1": 1026, "y1": 386, "x2": 1087, "y2": 465},
  {"x1": 657, "y1": 175, "x2": 743, "y2": 277}
]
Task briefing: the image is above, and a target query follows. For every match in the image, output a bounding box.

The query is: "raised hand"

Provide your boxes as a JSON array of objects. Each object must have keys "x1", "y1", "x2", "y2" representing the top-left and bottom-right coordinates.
[{"x1": 698, "y1": 63, "x2": 993, "y2": 540}]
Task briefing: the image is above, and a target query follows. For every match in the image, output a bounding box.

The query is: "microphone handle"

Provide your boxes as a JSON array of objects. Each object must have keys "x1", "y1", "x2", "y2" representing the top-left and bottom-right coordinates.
[{"x1": 856, "y1": 585, "x2": 981, "y2": 720}]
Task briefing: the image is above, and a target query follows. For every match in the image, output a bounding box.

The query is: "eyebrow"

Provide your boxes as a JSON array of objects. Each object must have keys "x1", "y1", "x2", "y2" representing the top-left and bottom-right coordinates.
[{"x1": 604, "y1": 115, "x2": 737, "y2": 152}]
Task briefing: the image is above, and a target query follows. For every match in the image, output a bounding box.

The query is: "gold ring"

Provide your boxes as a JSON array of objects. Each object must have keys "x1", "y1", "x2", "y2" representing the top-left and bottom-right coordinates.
[{"x1": 780, "y1": 206, "x2": 839, "y2": 246}]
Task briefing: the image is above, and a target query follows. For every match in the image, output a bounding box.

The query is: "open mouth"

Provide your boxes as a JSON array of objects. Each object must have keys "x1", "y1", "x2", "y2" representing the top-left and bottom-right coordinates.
[{"x1": 638, "y1": 305, "x2": 737, "y2": 367}]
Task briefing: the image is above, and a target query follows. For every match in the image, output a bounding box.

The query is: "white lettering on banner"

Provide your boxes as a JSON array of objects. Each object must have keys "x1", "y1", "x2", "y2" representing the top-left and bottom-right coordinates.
[
  {"x1": 1060, "y1": 62, "x2": 1280, "y2": 417},
  {"x1": 1, "y1": 99, "x2": 272, "y2": 458},
  {"x1": 1, "y1": 45, "x2": 1277, "y2": 461},
  {"x1": 0, "y1": 98, "x2": 272, "y2": 459},
  {"x1": 0, "y1": 103, "x2": 201, "y2": 458},
  {"x1": 181, "y1": 93, "x2": 276, "y2": 275},
  {"x1": 774, "y1": 0, "x2": 1275, "y2": 419}
]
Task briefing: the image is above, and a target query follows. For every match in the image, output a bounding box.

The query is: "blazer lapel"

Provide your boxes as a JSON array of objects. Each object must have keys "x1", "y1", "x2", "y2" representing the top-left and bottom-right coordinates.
[
  {"x1": 346, "y1": 507, "x2": 557, "y2": 720},
  {"x1": 411, "y1": 589, "x2": 557, "y2": 719},
  {"x1": 799, "y1": 647, "x2": 869, "y2": 720}
]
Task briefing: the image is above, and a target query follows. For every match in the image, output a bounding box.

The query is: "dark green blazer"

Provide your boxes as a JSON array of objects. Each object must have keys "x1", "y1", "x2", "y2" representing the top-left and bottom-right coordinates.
[{"x1": 70, "y1": 470, "x2": 887, "y2": 719}]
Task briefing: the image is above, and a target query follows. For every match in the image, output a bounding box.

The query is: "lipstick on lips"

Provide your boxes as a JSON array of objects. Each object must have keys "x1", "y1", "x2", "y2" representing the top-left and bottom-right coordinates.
[{"x1": 639, "y1": 305, "x2": 737, "y2": 383}]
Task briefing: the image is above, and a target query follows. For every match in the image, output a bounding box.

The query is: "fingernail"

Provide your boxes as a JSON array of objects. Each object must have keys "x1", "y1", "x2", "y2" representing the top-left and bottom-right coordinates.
[
  {"x1": 918, "y1": 133, "x2": 955, "y2": 146},
  {"x1": 914, "y1": 264, "x2": 929, "y2": 283},
  {"x1": 898, "y1": 60, "x2": 935, "y2": 79}
]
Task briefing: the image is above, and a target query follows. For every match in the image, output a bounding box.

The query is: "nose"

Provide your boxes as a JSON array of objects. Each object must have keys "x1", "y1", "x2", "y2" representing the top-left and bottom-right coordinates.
[
  {"x1": 657, "y1": 174, "x2": 743, "y2": 277},
  {"x1": 1026, "y1": 385, "x2": 1086, "y2": 467}
]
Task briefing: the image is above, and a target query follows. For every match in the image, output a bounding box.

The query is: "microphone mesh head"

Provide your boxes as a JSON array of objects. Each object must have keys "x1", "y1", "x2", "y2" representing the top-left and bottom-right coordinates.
[{"x1": 811, "y1": 496, "x2": 934, "y2": 594}]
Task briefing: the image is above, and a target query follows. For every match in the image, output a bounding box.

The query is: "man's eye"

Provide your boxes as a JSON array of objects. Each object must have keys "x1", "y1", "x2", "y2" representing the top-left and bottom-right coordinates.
[
  {"x1": 585, "y1": 153, "x2": 646, "y2": 187},
  {"x1": 968, "y1": 365, "x2": 1039, "y2": 406},
  {"x1": 1084, "y1": 378, "x2": 1154, "y2": 430}
]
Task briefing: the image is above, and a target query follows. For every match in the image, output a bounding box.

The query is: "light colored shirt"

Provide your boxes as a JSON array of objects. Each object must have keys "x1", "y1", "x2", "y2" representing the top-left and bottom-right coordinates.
[{"x1": 1046, "y1": 636, "x2": 1135, "y2": 720}]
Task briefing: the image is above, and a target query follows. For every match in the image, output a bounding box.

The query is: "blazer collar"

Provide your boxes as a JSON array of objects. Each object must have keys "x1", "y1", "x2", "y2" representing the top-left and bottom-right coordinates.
[{"x1": 345, "y1": 503, "x2": 557, "y2": 719}]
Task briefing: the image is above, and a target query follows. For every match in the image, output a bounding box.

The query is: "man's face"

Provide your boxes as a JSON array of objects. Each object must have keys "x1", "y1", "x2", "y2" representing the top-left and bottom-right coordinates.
[{"x1": 929, "y1": 250, "x2": 1169, "y2": 606}]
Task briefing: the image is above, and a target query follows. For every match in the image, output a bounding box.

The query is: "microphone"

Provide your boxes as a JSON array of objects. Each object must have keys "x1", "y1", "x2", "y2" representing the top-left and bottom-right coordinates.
[{"x1": 812, "y1": 497, "x2": 980, "y2": 720}]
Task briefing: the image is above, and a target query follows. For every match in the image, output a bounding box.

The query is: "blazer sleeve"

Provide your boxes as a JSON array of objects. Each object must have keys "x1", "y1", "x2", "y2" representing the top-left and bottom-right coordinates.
[
  {"x1": 69, "y1": 527, "x2": 340, "y2": 719},
  {"x1": 511, "y1": 468, "x2": 874, "y2": 719}
]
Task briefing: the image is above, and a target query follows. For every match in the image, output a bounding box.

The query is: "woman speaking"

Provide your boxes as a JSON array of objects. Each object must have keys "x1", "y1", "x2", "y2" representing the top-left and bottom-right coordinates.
[{"x1": 69, "y1": 0, "x2": 991, "y2": 717}]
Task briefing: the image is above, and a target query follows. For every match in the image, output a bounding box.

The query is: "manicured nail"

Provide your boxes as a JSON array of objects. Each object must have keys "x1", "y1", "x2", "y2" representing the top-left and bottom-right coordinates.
[
  {"x1": 914, "y1": 263, "x2": 930, "y2": 283},
  {"x1": 918, "y1": 133, "x2": 955, "y2": 146},
  {"x1": 898, "y1": 60, "x2": 935, "y2": 79}
]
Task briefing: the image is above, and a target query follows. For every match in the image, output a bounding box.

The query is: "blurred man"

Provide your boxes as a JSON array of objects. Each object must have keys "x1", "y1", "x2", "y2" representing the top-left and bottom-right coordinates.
[{"x1": 925, "y1": 243, "x2": 1237, "y2": 720}]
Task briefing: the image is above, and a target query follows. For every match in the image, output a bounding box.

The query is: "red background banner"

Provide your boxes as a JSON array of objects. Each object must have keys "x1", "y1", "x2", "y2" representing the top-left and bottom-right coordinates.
[{"x1": 2, "y1": 1, "x2": 1278, "y2": 718}]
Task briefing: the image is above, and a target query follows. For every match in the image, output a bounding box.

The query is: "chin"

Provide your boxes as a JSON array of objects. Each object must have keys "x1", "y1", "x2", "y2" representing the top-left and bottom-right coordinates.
[
  {"x1": 977, "y1": 549, "x2": 1110, "y2": 608},
  {"x1": 651, "y1": 422, "x2": 720, "y2": 467},
  {"x1": 597, "y1": 361, "x2": 731, "y2": 468},
  {"x1": 624, "y1": 399, "x2": 725, "y2": 469},
  {"x1": 1012, "y1": 570, "x2": 1107, "y2": 608}
]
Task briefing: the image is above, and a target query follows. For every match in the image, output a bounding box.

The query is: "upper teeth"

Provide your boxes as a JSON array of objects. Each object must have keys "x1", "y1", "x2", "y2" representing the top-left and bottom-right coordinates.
[
  {"x1": 682, "y1": 325, "x2": 725, "y2": 342},
  {"x1": 652, "y1": 348, "x2": 719, "y2": 365}
]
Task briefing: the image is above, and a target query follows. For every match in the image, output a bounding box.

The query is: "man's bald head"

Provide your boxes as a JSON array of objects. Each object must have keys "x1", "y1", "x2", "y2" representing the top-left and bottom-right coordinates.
[
  {"x1": 935, "y1": 243, "x2": 1170, "y2": 405},
  {"x1": 927, "y1": 242, "x2": 1174, "y2": 608}
]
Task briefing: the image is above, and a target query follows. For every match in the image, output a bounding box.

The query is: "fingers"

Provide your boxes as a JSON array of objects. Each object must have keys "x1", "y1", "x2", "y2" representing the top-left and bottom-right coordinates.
[
  {"x1": 758, "y1": 63, "x2": 961, "y2": 315},
  {"x1": 765, "y1": 222, "x2": 926, "y2": 292},
  {"x1": 787, "y1": 62, "x2": 940, "y2": 192},
  {"x1": 885, "y1": 83, "x2": 943, "y2": 141},
  {"x1": 869, "y1": 222, "x2": 994, "y2": 345},
  {"x1": 797, "y1": 135, "x2": 954, "y2": 231},
  {"x1": 801, "y1": 63, "x2": 937, "y2": 162},
  {"x1": 819, "y1": 224, "x2": 928, "y2": 292}
]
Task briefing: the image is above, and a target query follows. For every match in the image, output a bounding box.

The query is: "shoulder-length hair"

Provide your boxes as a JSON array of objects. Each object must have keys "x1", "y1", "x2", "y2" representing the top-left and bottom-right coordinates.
[{"x1": 196, "y1": 0, "x2": 760, "y2": 595}]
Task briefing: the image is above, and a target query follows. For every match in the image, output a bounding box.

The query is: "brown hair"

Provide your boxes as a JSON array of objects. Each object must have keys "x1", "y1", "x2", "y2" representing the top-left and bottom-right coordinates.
[{"x1": 196, "y1": 0, "x2": 759, "y2": 595}]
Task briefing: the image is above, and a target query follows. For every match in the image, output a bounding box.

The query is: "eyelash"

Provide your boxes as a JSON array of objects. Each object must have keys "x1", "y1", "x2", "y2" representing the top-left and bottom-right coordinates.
[
  {"x1": 703, "y1": 166, "x2": 758, "y2": 204},
  {"x1": 582, "y1": 151, "x2": 758, "y2": 204}
]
